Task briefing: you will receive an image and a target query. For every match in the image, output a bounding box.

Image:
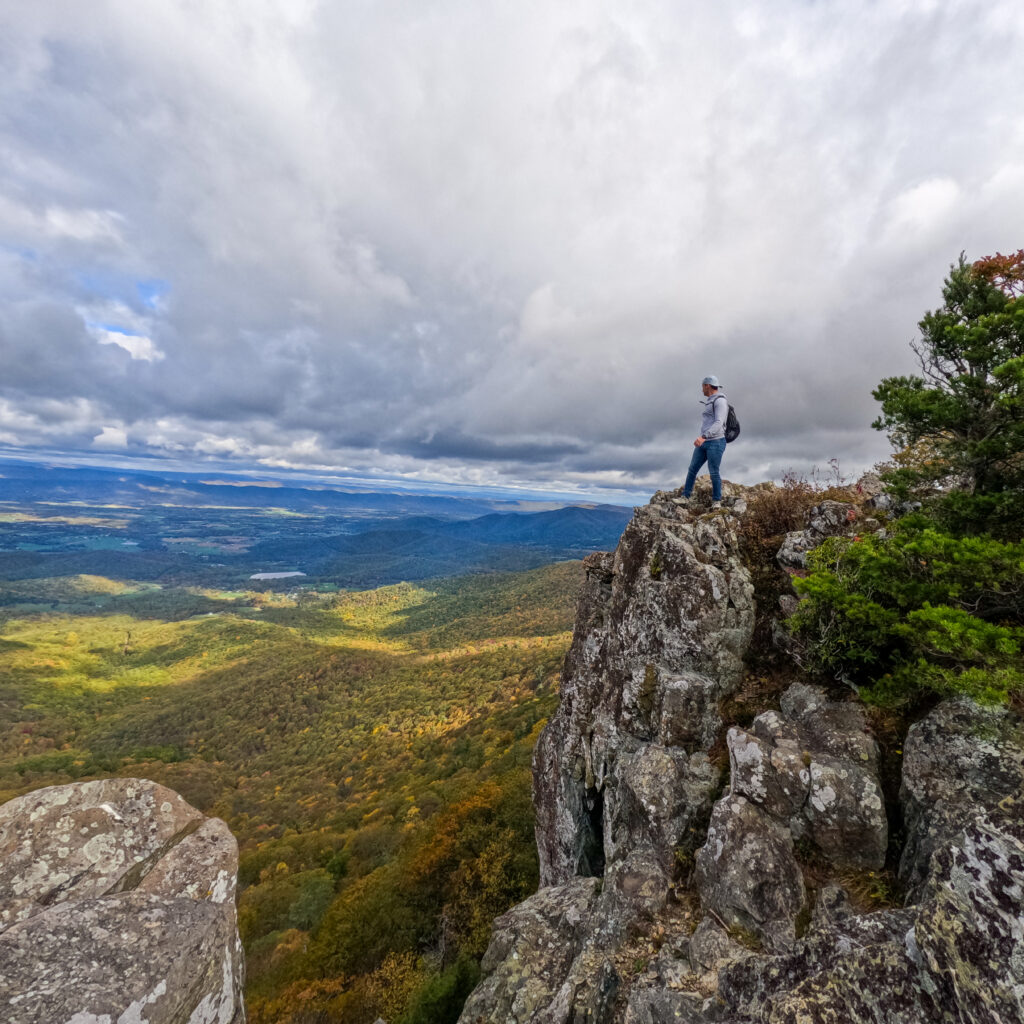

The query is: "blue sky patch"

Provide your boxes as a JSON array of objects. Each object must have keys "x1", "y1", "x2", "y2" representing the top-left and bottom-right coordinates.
[
  {"x1": 136, "y1": 278, "x2": 169, "y2": 309},
  {"x1": 86, "y1": 320, "x2": 144, "y2": 338}
]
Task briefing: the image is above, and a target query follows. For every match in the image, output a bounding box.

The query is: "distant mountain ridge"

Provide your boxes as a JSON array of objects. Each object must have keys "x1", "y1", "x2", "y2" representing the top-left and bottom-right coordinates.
[
  {"x1": 0, "y1": 457, "x2": 633, "y2": 588},
  {"x1": 0, "y1": 458, "x2": 509, "y2": 517},
  {"x1": 245, "y1": 505, "x2": 634, "y2": 587},
  {"x1": 443, "y1": 505, "x2": 633, "y2": 547}
]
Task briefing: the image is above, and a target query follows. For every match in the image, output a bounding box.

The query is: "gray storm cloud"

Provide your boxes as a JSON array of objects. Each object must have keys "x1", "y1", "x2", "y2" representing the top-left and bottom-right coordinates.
[{"x1": 1, "y1": 0, "x2": 1023, "y2": 497}]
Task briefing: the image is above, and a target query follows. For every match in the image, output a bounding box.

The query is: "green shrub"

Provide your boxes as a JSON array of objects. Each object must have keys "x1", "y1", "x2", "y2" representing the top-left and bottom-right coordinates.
[{"x1": 790, "y1": 523, "x2": 1024, "y2": 705}]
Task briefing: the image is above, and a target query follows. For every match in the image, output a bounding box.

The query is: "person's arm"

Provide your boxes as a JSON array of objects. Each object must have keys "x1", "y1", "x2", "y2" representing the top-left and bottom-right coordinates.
[{"x1": 703, "y1": 395, "x2": 727, "y2": 440}]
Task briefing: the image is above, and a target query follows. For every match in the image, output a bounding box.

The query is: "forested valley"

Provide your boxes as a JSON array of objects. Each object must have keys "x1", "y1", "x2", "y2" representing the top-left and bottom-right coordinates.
[{"x1": 0, "y1": 557, "x2": 584, "y2": 1023}]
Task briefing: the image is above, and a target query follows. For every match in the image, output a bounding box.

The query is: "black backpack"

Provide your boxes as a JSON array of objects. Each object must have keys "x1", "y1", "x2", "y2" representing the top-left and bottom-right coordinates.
[
  {"x1": 725, "y1": 403, "x2": 740, "y2": 443},
  {"x1": 713, "y1": 394, "x2": 741, "y2": 443}
]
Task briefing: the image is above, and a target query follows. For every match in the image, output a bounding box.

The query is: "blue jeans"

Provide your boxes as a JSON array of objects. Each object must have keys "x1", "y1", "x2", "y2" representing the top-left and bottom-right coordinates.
[{"x1": 683, "y1": 437, "x2": 727, "y2": 500}]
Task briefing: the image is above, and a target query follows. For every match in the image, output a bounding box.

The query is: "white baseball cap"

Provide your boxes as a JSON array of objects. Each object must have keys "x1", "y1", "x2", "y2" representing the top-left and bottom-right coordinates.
[{"x1": 702, "y1": 375, "x2": 720, "y2": 387}]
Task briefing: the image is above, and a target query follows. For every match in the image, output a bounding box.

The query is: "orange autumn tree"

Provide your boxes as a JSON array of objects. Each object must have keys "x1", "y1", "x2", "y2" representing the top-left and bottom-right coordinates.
[{"x1": 972, "y1": 248, "x2": 1024, "y2": 299}]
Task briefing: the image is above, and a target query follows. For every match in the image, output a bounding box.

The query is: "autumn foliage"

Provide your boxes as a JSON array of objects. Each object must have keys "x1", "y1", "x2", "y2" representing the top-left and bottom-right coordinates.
[
  {"x1": 972, "y1": 248, "x2": 1024, "y2": 298},
  {"x1": 0, "y1": 562, "x2": 583, "y2": 1024}
]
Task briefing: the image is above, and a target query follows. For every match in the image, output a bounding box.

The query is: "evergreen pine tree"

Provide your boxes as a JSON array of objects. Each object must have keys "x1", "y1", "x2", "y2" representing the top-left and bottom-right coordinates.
[{"x1": 872, "y1": 251, "x2": 1024, "y2": 538}]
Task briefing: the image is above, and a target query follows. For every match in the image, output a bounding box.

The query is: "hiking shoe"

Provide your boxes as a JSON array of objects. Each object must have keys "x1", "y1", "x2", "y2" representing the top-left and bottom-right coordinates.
[
  {"x1": 671, "y1": 496, "x2": 690, "y2": 507},
  {"x1": 710, "y1": 500, "x2": 722, "y2": 510}
]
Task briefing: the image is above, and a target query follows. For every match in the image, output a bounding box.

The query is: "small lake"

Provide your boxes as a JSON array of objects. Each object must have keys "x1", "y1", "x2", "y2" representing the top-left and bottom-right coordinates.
[{"x1": 249, "y1": 571, "x2": 307, "y2": 580}]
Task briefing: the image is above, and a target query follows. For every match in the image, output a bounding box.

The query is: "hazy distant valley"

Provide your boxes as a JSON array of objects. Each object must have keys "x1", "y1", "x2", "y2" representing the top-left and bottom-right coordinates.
[{"x1": 0, "y1": 458, "x2": 632, "y2": 590}]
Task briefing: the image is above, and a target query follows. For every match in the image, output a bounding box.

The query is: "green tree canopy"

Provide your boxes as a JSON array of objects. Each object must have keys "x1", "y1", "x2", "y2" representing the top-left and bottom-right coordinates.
[
  {"x1": 872, "y1": 251, "x2": 1024, "y2": 538},
  {"x1": 791, "y1": 251, "x2": 1024, "y2": 706}
]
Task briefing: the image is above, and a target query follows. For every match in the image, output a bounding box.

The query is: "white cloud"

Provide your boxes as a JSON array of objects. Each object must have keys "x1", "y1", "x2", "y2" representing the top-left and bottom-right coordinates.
[
  {"x1": 43, "y1": 206, "x2": 124, "y2": 243},
  {"x1": 91, "y1": 327, "x2": 165, "y2": 362},
  {"x1": 93, "y1": 425, "x2": 128, "y2": 448},
  {"x1": 0, "y1": 197, "x2": 124, "y2": 247},
  {"x1": 884, "y1": 177, "x2": 962, "y2": 244}
]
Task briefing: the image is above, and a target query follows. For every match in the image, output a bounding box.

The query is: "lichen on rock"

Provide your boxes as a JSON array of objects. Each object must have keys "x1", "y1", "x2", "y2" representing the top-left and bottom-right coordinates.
[
  {"x1": 533, "y1": 491, "x2": 755, "y2": 891},
  {"x1": 899, "y1": 698, "x2": 1024, "y2": 898},
  {"x1": 0, "y1": 778, "x2": 245, "y2": 1024}
]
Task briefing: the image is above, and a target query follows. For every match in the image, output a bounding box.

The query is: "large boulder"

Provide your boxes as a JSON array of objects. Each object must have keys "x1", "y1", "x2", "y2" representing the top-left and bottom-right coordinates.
[
  {"x1": 728, "y1": 685, "x2": 886, "y2": 870},
  {"x1": 727, "y1": 719, "x2": 808, "y2": 821},
  {"x1": 693, "y1": 683, "x2": 886, "y2": 954},
  {"x1": 603, "y1": 744, "x2": 719, "y2": 876},
  {"x1": 457, "y1": 877, "x2": 601, "y2": 1024},
  {"x1": 899, "y1": 698, "x2": 1024, "y2": 897},
  {"x1": 802, "y1": 754, "x2": 886, "y2": 868},
  {"x1": 0, "y1": 778, "x2": 245, "y2": 1024},
  {"x1": 591, "y1": 850, "x2": 673, "y2": 944},
  {"x1": 693, "y1": 795, "x2": 805, "y2": 953}
]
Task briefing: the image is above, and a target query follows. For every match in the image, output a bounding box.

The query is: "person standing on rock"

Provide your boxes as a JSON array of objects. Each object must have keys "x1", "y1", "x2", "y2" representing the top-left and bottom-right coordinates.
[{"x1": 674, "y1": 375, "x2": 728, "y2": 510}]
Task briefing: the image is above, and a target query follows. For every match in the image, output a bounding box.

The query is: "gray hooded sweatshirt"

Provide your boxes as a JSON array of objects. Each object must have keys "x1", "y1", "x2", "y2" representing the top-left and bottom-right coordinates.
[{"x1": 700, "y1": 391, "x2": 728, "y2": 440}]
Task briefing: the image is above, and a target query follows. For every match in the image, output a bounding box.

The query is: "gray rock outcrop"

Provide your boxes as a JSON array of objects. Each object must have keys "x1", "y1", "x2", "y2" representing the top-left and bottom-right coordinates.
[
  {"x1": 775, "y1": 499, "x2": 857, "y2": 571},
  {"x1": 463, "y1": 491, "x2": 754, "y2": 1022},
  {"x1": 534, "y1": 491, "x2": 755, "y2": 890},
  {"x1": 0, "y1": 777, "x2": 245, "y2": 1024},
  {"x1": 460, "y1": 480, "x2": 1024, "y2": 1024},
  {"x1": 731, "y1": 686, "x2": 886, "y2": 868},
  {"x1": 714, "y1": 795, "x2": 1024, "y2": 1024},
  {"x1": 694, "y1": 793, "x2": 805, "y2": 952},
  {"x1": 458, "y1": 878, "x2": 603, "y2": 1024},
  {"x1": 898, "y1": 698, "x2": 1024, "y2": 898},
  {"x1": 693, "y1": 684, "x2": 886, "y2": 951}
]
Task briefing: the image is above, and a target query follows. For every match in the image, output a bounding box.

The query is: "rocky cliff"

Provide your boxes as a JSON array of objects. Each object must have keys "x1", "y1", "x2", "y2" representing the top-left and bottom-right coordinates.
[
  {"x1": 459, "y1": 486, "x2": 1024, "y2": 1024},
  {"x1": 0, "y1": 777, "x2": 246, "y2": 1024}
]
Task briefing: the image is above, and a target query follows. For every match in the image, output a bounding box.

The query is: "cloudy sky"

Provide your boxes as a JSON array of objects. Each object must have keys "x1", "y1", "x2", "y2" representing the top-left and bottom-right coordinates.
[{"x1": 2, "y1": 1, "x2": 1023, "y2": 500}]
